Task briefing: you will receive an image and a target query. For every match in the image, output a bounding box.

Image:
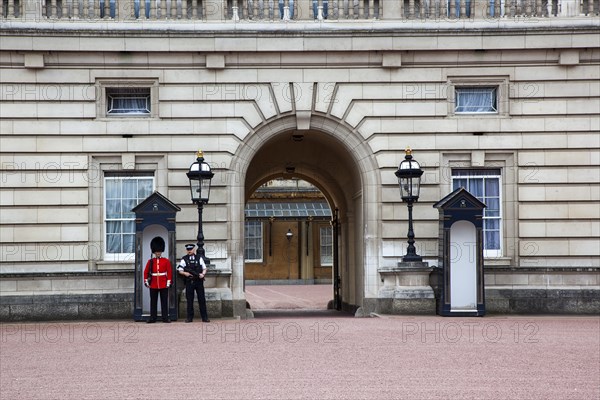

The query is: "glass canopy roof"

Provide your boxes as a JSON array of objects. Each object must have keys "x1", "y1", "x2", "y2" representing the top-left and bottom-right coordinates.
[{"x1": 245, "y1": 201, "x2": 332, "y2": 219}]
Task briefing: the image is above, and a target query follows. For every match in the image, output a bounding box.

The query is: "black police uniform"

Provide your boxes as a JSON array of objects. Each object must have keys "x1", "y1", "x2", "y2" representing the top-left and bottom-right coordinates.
[{"x1": 178, "y1": 248, "x2": 210, "y2": 322}]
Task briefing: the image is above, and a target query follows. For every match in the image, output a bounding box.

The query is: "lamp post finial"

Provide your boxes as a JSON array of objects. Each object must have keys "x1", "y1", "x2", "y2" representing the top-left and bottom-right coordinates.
[{"x1": 196, "y1": 150, "x2": 204, "y2": 159}]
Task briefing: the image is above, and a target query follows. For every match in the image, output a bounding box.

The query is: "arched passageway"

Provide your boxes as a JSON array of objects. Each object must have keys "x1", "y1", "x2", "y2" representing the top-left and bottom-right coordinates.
[{"x1": 228, "y1": 117, "x2": 381, "y2": 316}]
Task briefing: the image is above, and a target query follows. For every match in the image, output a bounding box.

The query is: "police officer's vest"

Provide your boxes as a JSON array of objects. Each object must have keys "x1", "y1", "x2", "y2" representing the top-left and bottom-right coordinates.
[{"x1": 181, "y1": 254, "x2": 203, "y2": 277}]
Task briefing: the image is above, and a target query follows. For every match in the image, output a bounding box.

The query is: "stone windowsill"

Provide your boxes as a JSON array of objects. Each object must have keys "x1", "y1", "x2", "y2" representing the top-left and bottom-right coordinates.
[
  {"x1": 96, "y1": 262, "x2": 135, "y2": 271},
  {"x1": 484, "y1": 257, "x2": 513, "y2": 268}
]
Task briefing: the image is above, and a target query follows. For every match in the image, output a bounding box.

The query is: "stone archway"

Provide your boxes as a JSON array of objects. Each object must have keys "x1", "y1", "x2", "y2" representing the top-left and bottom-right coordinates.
[{"x1": 228, "y1": 116, "x2": 381, "y2": 317}]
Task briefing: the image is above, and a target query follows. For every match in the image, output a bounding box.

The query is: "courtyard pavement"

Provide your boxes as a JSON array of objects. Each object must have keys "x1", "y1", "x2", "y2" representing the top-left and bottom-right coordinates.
[
  {"x1": 1, "y1": 285, "x2": 598, "y2": 400},
  {"x1": 245, "y1": 284, "x2": 332, "y2": 310}
]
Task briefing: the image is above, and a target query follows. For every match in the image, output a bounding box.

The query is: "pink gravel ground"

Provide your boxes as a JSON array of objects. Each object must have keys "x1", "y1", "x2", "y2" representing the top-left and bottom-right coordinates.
[
  {"x1": 245, "y1": 284, "x2": 332, "y2": 310},
  {"x1": 1, "y1": 285, "x2": 599, "y2": 400}
]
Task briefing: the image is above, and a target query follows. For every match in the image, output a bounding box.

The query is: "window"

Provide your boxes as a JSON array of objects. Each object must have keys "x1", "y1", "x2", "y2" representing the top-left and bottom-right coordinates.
[
  {"x1": 455, "y1": 87, "x2": 497, "y2": 113},
  {"x1": 244, "y1": 221, "x2": 263, "y2": 262},
  {"x1": 106, "y1": 87, "x2": 151, "y2": 115},
  {"x1": 96, "y1": 80, "x2": 158, "y2": 119},
  {"x1": 319, "y1": 226, "x2": 333, "y2": 266},
  {"x1": 452, "y1": 169, "x2": 502, "y2": 257},
  {"x1": 104, "y1": 175, "x2": 154, "y2": 260}
]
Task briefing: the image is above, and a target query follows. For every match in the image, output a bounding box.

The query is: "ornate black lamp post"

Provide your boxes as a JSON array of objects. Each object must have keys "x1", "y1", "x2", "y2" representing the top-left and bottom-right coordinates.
[
  {"x1": 186, "y1": 150, "x2": 214, "y2": 261},
  {"x1": 395, "y1": 148, "x2": 424, "y2": 262},
  {"x1": 286, "y1": 228, "x2": 293, "y2": 279}
]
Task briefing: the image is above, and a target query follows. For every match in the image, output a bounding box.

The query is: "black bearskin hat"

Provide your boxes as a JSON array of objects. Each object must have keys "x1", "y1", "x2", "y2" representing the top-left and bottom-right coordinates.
[{"x1": 150, "y1": 236, "x2": 165, "y2": 253}]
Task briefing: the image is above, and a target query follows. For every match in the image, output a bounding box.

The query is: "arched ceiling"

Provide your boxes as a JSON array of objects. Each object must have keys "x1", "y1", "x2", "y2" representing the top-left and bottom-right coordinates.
[{"x1": 245, "y1": 129, "x2": 362, "y2": 215}]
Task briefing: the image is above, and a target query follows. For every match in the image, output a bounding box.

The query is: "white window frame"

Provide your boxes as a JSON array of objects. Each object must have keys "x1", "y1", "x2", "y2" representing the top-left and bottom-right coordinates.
[
  {"x1": 96, "y1": 79, "x2": 159, "y2": 119},
  {"x1": 244, "y1": 221, "x2": 264, "y2": 263},
  {"x1": 451, "y1": 169, "x2": 503, "y2": 258},
  {"x1": 447, "y1": 76, "x2": 509, "y2": 117},
  {"x1": 106, "y1": 87, "x2": 151, "y2": 116},
  {"x1": 319, "y1": 226, "x2": 333, "y2": 267},
  {"x1": 104, "y1": 174, "x2": 155, "y2": 262},
  {"x1": 454, "y1": 87, "x2": 498, "y2": 114}
]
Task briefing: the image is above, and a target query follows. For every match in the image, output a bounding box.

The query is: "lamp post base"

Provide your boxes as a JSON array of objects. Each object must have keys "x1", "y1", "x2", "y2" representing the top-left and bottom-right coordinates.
[
  {"x1": 373, "y1": 261, "x2": 436, "y2": 315},
  {"x1": 402, "y1": 255, "x2": 423, "y2": 263}
]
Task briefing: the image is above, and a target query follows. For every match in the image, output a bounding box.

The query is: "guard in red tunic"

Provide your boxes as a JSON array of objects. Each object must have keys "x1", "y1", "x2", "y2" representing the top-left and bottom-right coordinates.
[{"x1": 144, "y1": 236, "x2": 172, "y2": 323}]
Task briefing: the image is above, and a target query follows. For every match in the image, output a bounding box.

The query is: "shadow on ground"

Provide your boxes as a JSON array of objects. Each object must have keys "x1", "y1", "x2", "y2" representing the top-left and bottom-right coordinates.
[{"x1": 251, "y1": 309, "x2": 353, "y2": 319}]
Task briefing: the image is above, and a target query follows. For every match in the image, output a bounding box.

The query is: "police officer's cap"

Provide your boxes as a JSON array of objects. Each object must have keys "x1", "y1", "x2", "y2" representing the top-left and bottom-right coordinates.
[
  {"x1": 185, "y1": 243, "x2": 195, "y2": 251},
  {"x1": 150, "y1": 236, "x2": 165, "y2": 253}
]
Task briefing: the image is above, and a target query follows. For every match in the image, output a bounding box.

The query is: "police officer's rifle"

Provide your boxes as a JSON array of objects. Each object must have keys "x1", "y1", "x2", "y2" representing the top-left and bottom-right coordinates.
[{"x1": 183, "y1": 266, "x2": 200, "y2": 279}]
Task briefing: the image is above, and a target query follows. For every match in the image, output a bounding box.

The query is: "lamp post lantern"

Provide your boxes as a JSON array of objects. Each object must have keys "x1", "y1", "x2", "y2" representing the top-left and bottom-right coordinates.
[
  {"x1": 186, "y1": 150, "x2": 214, "y2": 260},
  {"x1": 395, "y1": 148, "x2": 424, "y2": 262}
]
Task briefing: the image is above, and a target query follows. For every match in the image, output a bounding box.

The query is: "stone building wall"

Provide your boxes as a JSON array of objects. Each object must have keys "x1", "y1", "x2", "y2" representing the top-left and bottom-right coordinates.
[{"x1": 1, "y1": 18, "x2": 598, "y2": 319}]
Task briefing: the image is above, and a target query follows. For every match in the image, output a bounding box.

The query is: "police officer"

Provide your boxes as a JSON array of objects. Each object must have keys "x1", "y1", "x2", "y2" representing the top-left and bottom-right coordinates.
[{"x1": 178, "y1": 244, "x2": 210, "y2": 323}]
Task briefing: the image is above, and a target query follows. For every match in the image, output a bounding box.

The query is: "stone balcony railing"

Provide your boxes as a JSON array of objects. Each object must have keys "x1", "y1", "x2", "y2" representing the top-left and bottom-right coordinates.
[{"x1": 1, "y1": 0, "x2": 598, "y2": 21}]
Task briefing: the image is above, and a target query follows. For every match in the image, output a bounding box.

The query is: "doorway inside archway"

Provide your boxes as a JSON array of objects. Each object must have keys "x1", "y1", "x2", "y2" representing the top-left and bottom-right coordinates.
[
  {"x1": 244, "y1": 178, "x2": 335, "y2": 311},
  {"x1": 236, "y1": 125, "x2": 374, "y2": 316}
]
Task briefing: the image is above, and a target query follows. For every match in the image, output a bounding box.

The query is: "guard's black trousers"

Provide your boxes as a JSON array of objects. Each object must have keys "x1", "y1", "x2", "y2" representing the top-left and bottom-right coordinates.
[
  {"x1": 186, "y1": 279, "x2": 209, "y2": 321},
  {"x1": 149, "y1": 288, "x2": 169, "y2": 322}
]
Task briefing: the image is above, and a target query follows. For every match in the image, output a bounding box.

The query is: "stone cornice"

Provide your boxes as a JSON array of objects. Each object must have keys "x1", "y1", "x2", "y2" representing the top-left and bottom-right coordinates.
[
  {"x1": 1, "y1": 18, "x2": 599, "y2": 33},
  {"x1": 1, "y1": 19, "x2": 599, "y2": 54}
]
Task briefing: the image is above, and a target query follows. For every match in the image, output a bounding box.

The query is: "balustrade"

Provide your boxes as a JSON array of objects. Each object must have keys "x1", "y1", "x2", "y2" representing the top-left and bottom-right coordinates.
[
  {"x1": 24, "y1": 0, "x2": 206, "y2": 18},
  {"x1": 0, "y1": 0, "x2": 597, "y2": 20}
]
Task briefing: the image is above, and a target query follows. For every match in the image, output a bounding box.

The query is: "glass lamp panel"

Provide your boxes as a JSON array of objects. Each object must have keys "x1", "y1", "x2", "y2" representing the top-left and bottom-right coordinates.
[
  {"x1": 411, "y1": 176, "x2": 421, "y2": 198},
  {"x1": 399, "y1": 176, "x2": 421, "y2": 199},
  {"x1": 200, "y1": 177, "x2": 211, "y2": 203},
  {"x1": 189, "y1": 178, "x2": 201, "y2": 202},
  {"x1": 399, "y1": 176, "x2": 410, "y2": 198}
]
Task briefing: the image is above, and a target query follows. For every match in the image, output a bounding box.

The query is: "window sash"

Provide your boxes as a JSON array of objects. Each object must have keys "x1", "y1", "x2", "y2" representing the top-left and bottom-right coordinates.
[
  {"x1": 104, "y1": 176, "x2": 154, "y2": 260},
  {"x1": 452, "y1": 170, "x2": 502, "y2": 257},
  {"x1": 244, "y1": 221, "x2": 263, "y2": 262},
  {"x1": 455, "y1": 87, "x2": 497, "y2": 113},
  {"x1": 319, "y1": 226, "x2": 333, "y2": 266},
  {"x1": 107, "y1": 88, "x2": 151, "y2": 115}
]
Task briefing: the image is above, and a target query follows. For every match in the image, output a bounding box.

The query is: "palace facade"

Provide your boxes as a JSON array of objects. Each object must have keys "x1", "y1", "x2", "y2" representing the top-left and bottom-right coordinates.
[{"x1": 1, "y1": 0, "x2": 599, "y2": 320}]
